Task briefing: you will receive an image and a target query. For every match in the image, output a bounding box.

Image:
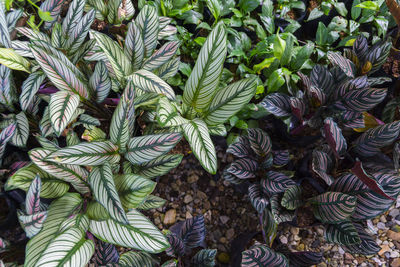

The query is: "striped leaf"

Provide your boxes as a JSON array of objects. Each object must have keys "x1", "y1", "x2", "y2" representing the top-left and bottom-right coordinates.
[
  {"x1": 62, "y1": 0, "x2": 85, "y2": 37},
  {"x1": 323, "y1": 117, "x2": 347, "y2": 158},
  {"x1": 310, "y1": 65, "x2": 334, "y2": 95},
  {"x1": 40, "y1": 0, "x2": 64, "y2": 29},
  {"x1": 125, "y1": 133, "x2": 182, "y2": 164},
  {"x1": 260, "y1": 93, "x2": 291, "y2": 117},
  {"x1": 343, "y1": 223, "x2": 380, "y2": 255},
  {"x1": 330, "y1": 171, "x2": 400, "y2": 220},
  {"x1": 327, "y1": 51, "x2": 355, "y2": 78},
  {"x1": 247, "y1": 128, "x2": 272, "y2": 157},
  {"x1": 114, "y1": 174, "x2": 156, "y2": 210},
  {"x1": 312, "y1": 150, "x2": 334, "y2": 185},
  {"x1": 18, "y1": 211, "x2": 48, "y2": 238},
  {"x1": 0, "y1": 48, "x2": 31, "y2": 72},
  {"x1": 325, "y1": 221, "x2": 361, "y2": 246},
  {"x1": 30, "y1": 45, "x2": 89, "y2": 99},
  {"x1": 125, "y1": 22, "x2": 144, "y2": 70},
  {"x1": 226, "y1": 136, "x2": 251, "y2": 158},
  {"x1": 74, "y1": 114, "x2": 101, "y2": 130},
  {"x1": 0, "y1": 3, "x2": 11, "y2": 48},
  {"x1": 25, "y1": 175, "x2": 41, "y2": 215},
  {"x1": 91, "y1": 31, "x2": 133, "y2": 82},
  {"x1": 353, "y1": 35, "x2": 368, "y2": 62},
  {"x1": 223, "y1": 169, "x2": 244, "y2": 185},
  {"x1": 166, "y1": 232, "x2": 185, "y2": 257},
  {"x1": 89, "y1": 164, "x2": 129, "y2": 225},
  {"x1": 29, "y1": 148, "x2": 90, "y2": 194},
  {"x1": 290, "y1": 97, "x2": 306, "y2": 122},
  {"x1": 136, "y1": 154, "x2": 183, "y2": 179},
  {"x1": 137, "y1": 195, "x2": 166, "y2": 210},
  {"x1": 50, "y1": 23, "x2": 63, "y2": 48},
  {"x1": 285, "y1": 251, "x2": 323, "y2": 266},
  {"x1": 134, "y1": 92, "x2": 161, "y2": 109},
  {"x1": 93, "y1": 240, "x2": 119, "y2": 266},
  {"x1": 382, "y1": 97, "x2": 399, "y2": 123},
  {"x1": 5, "y1": 163, "x2": 69, "y2": 198},
  {"x1": 338, "y1": 88, "x2": 387, "y2": 112},
  {"x1": 204, "y1": 77, "x2": 257, "y2": 126},
  {"x1": 158, "y1": 57, "x2": 180, "y2": 80},
  {"x1": 20, "y1": 72, "x2": 46, "y2": 111},
  {"x1": 12, "y1": 40, "x2": 33, "y2": 57},
  {"x1": 64, "y1": 9, "x2": 96, "y2": 54},
  {"x1": 119, "y1": 251, "x2": 159, "y2": 266},
  {"x1": 394, "y1": 142, "x2": 400, "y2": 170},
  {"x1": 128, "y1": 69, "x2": 175, "y2": 100},
  {"x1": 90, "y1": 61, "x2": 111, "y2": 103},
  {"x1": 182, "y1": 22, "x2": 226, "y2": 114},
  {"x1": 45, "y1": 141, "x2": 120, "y2": 166},
  {"x1": 10, "y1": 112, "x2": 29, "y2": 147},
  {"x1": 86, "y1": 201, "x2": 110, "y2": 221},
  {"x1": 310, "y1": 192, "x2": 357, "y2": 224},
  {"x1": 192, "y1": 249, "x2": 217, "y2": 267},
  {"x1": 17, "y1": 27, "x2": 51, "y2": 42},
  {"x1": 354, "y1": 121, "x2": 400, "y2": 156},
  {"x1": 143, "y1": 41, "x2": 180, "y2": 71},
  {"x1": 179, "y1": 215, "x2": 206, "y2": 250},
  {"x1": 89, "y1": 209, "x2": 169, "y2": 253},
  {"x1": 261, "y1": 210, "x2": 278, "y2": 247},
  {"x1": 0, "y1": 123, "x2": 15, "y2": 161},
  {"x1": 183, "y1": 119, "x2": 217, "y2": 174},
  {"x1": 49, "y1": 91, "x2": 80, "y2": 136},
  {"x1": 39, "y1": 107, "x2": 54, "y2": 137},
  {"x1": 35, "y1": 227, "x2": 94, "y2": 267},
  {"x1": 270, "y1": 194, "x2": 295, "y2": 223},
  {"x1": 24, "y1": 193, "x2": 83, "y2": 267},
  {"x1": 241, "y1": 245, "x2": 289, "y2": 267},
  {"x1": 226, "y1": 158, "x2": 257, "y2": 179},
  {"x1": 157, "y1": 97, "x2": 189, "y2": 127},
  {"x1": 209, "y1": 124, "x2": 226, "y2": 136},
  {"x1": 366, "y1": 40, "x2": 391, "y2": 74},
  {"x1": 333, "y1": 76, "x2": 368, "y2": 100},
  {"x1": 281, "y1": 185, "x2": 302, "y2": 210},
  {"x1": 248, "y1": 183, "x2": 269, "y2": 214},
  {"x1": 272, "y1": 150, "x2": 290, "y2": 166},
  {"x1": 135, "y1": 5, "x2": 159, "y2": 58}
]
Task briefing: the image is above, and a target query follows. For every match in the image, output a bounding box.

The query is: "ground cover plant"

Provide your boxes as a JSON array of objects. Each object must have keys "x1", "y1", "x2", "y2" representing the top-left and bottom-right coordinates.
[{"x1": 0, "y1": 0, "x2": 400, "y2": 266}]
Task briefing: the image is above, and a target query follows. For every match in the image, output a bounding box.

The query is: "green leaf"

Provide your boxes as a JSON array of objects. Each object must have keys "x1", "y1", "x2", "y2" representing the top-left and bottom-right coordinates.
[
  {"x1": 20, "y1": 72, "x2": 46, "y2": 111},
  {"x1": 125, "y1": 22, "x2": 144, "y2": 71},
  {"x1": 89, "y1": 163, "x2": 129, "y2": 225},
  {"x1": 86, "y1": 201, "x2": 110, "y2": 221},
  {"x1": 281, "y1": 185, "x2": 302, "y2": 210},
  {"x1": 45, "y1": 141, "x2": 120, "y2": 166},
  {"x1": 0, "y1": 48, "x2": 30, "y2": 72},
  {"x1": 157, "y1": 97, "x2": 189, "y2": 127},
  {"x1": 273, "y1": 34, "x2": 286, "y2": 60},
  {"x1": 137, "y1": 195, "x2": 166, "y2": 210},
  {"x1": 0, "y1": 3, "x2": 11, "y2": 48},
  {"x1": 143, "y1": 41, "x2": 180, "y2": 71},
  {"x1": 18, "y1": 211, "x2": 48, "y2": 238},
  {"x1": 10, "y1": 112, "x2": 29, "y2": 147},
  {"x1": 135, "y1": 5, "x2": 159, "y2": 58},
  {"x1": 325, "y1": 221, "x2": 361, "y2": 246},
  {"x1": 136, "y1": 154, "x2": 183, "y2": 179},
  {"x1": 90, "y1": 61, "x2": 111, "y2": 104},
  {"x1": 182, "y1": 22, "x2": 227, "y2": 115},
  {"x1": 204, "y1": 77, "x2": 257, "y2": 126},
  {"x1": 192, "y1": 249, "x2": 217, "y2": 267},
  {"x1": 267, "y1": 68, "x2": 289, "y2": 93},
  {"x1": 89, "y1": 209, "x2": 169, "y2": 253},
  {"x1": 62, "y1": 0, "x2": 85, "y2": 37},
  {"x1": 119, "y1": 251, "x2": 158, "y2": 266},
  {"x1": 183, "y1": 119, "x2": 217, "y2": 174},
  {"x1": 38, "y1": 9, "x2": 53, "y2": 22},
  {"x1": 49, "y1": 91, "x2": 80, "y2": 136},
  {"x1": 355, "y1": 1, "x2": 379, "y2": 11},
  {"x1": 64, "y1": 9, "x2": 96, "y2": 54}
]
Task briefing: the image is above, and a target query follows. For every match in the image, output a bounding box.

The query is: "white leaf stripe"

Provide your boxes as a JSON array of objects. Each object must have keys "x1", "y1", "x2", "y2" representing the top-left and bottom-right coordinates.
[
  {"x1": 89, "y1": 164, "x2": 129, "y2": 225},
  {"x1": 11, "y1": 40, "x2": 34, "y2": 58},
  {"x1": 125, "y1": 22, "x2": 144, "y2": 70},
  {"x1": 40, "y1": 0, "x2": 64, "y2": 29},
  {"x1": 89, "y1": 209, "x2": 169, "y2": 253},
  {"x1": 62, "y1": 0, "x2": 85, "y2": 37},
  {"x1": 6, "y1": 9, "x2": 23, "y2": 33},
  {"x1": 65, "y1": 9, "x2": 96, "y2": 54},
  {"x1": 183, "y1": 119, "x2": 217, "y2": 174},
  {"x1": 35, "y1": 227, "x2": 94, "y2": 267},
  {"x1": 29, "y1": 148, "x2": 90, "y2": 194},
  {"x1": 142, "y1": 41, "x2": 180, "y2": 71},
  {"x1": 157, "y1": 97, "x2": 189, "y2": 127},
  {"x1": 20, "y1": 72, "x2": 46, "y2": 111},
  {"x1": 135, "y1": 5, "x2": 159, "y2": 58},
  {"x1": 11, "y1": 112, "x2": 29, "y2": 147},
  {"x1": 129, "y1": 69, "x2": 175, "y2": 100},
  {"x1": 0, "y1": 48, "x2": 31, "y2": 72},
  {"x1": 90, "y1": 61, "x2": 111, "y2": 103},
  {"x1": 49, "y1": 91, "x2": 80, "y2": 136},
  {"x1": 0, "y1": 3, "x2": 11, "y2": 48},
  {"x1": 30, "y1": 45, "x2": 89, "y2": 99},
  {"x1": 18, "y1": 211, "x2": 48, "y2": 238},
  {"x1": 137, "y1": 154, "x2": 183, "y2": 179},
  {"x1": 204, "y1": 77, "x2": 257, "y2": 126},
  {"x1": 125, "y1": 133, "x2": 182, "y2": 164},
  {"x1": 158, "y1": 57, "x2": 180, "y2": 80},
  {"x1": 26, "y1": 175, "x2": 41, "y2": 215},
  {"x1": 91, "y1": 31, "x2": 132, "y2": 82},
  {"x1": 17, "y1": 27, "x2": 51, "y2": 42},
  {"x1": 40, "y1": 106, "x2": 54, "y2": 137},
  {"x1": 45, "y1": 141, "x2": 120, "y2": 166},
  {"x1": 182, "y1": 22, "x2": 227, "y2": 113}
]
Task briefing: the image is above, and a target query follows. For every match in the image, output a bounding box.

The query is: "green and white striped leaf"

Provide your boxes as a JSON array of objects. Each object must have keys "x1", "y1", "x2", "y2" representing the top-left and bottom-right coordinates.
[
  {"x1": 49, "y1": 91, "x2": 80, "y2": 136},
  {"x1": 0, "y1": 48, "x2": 31, "y2": 72},
  {"x1": 0, "y1": 123, "x2": 15, "y2": 162},
  {"x1": 25, "y1": 175, "x2": 42, "y2": 215},
  {"x1": 20, "y1": 72, "x2": 46, "y2": 111},
  {"x1": 17, "y1": 27, "x2": 51, "y2": 42},
  {"x1": 10, "y1": 112, "x2": 29, "y2": 147},
  {"x1": 74, "y1": 114, "x2": 101, "y2": 130},
  {"x1": 40, "y1": 0, "x2": 64, "y2": 29},
  {"x1": 90, "y1": 61, "x2": 111, "y2": 103},
  {"x1": 29, "y1": 148, "x2": 90, "y2": 194},
  {"x1": 209, "y1": 124, "x2": 227, "y2": 136},
  {"x1": 125, "y1": 133, "x2": 182, "y2": 164},
  {"x1": 40, "y1": 106, "x2": 54, "y2": 137},
  {"x1": 125, "y1": 22, "x2": 144, "y2": 70},
  {"x1": 118, "y1": 251, "x2": 158, "y2": 267},
  {"x1": 157, "y1": 97, "x2": 189, "y2": 127},
  {"x1": 204, "y1": 77, "x2": 257, "y2": 126},
  {"x1": 51, "y1": 23, "x2": 63, "y2": 48},
  {"x1": 343, "y1": 223, "x2": 380, "y2": 255},
  {"x1": 183, "y1": 119, "x2": 217, "y2": 174},
  {"x1": 62, "y1": 0, "x2": 85, "y2": 37},
  {"x1": 0, "y1": 3, "x2": 11, "y2": 48},
  {"x1": 142, "y1": 41, "x2": 180, "y2": 71},
  {"x1": 281, "y1": 185, "x2": 302, "y2": 210},
  {"x1": 59, "y1": 214, "x2": 90, "y2": 233},
  {"x1": 24, "y1": 193, "x2": 83, "y2": 267},
  {"x1": 136, "y1": 154, "x2": 183, "y2": 179},
  {"x1": 114, "y1": 174, "x2": 156, "y2": 210},
  {"x1": 5, "y1": 163, "x2": 69, "y2": 198},
  {"x1": 86, "y1": 201, "x2": 110, "y2": 221},
  {"x1": 64, "y1": 9, "x2": 96, "y2": 54},
  {"x1": 134, "y1": 92, "x2": 161, "y2": 109},
  {"x1": 18, "y1": 211, "x2": 48, "y2": 238},
  {"x1": 30, "y1": 45, "x2": 89, "y2": 99},
  {"x1": 45, "y1": 141, "x2": 120, "y2": 166},
  {"x1": 325, "y1": 221, "x2": 361, "y2": 246},
  {"x1": 192, "y1": 249, "x2": 217, "y2": 267},
  {"x1": 128, "y1": 69, "x2": 175, "y2": 100},
  {"x1": 89, "y1": 209, "x2": 169, "y2": 253},
  {"x1": 89, "y1": 163, "x2": 129, "y2": 225},
  {"x1": 182, "y1": 22, "x2": 227, "y2": 114},
  {"x1": 6, "y1": 9, "x2": 23, "y2": 33},
  {"x1": 35, "y1": 227, "x2": 94, "y2": 267},
  {"x1": 137, "y1": 195, "x2": 166, "y2": 210},
  {"x1": 12, "y1": 40, "x2": 33, "y2": 57},
  {"x1": 91, "y1": 31, "x2": 132, "y2": 82},
  {"x1": 135, "y1": 5, "x2": 159, "y2": 58},
  {"x1": 157, "y1": 57, "x2": 180, "y2": 80}
]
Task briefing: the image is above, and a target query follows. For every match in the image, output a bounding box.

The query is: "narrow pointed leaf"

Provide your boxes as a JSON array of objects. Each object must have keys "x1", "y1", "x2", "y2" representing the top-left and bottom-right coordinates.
[
  {"x1": 343, "y1": 223, "x2": 380, "y2": 255},
  {"x1": 49, "y1": 91, "x2": 80, "y2": 136},
  {"x1": 0, "y1": 3, "x2": 11, "y2": 48},
  {"x1": 64, "y1": 9, "x2": 96, "y2": 54},
  {"x1": 325, "y1": 221, "x2": 361, "y2": 246},
  {"x1": 248, "y1": 128, "x2": 272, "y2": 157},
  {"x1": 20, "y1": 72, "x2": 46, "y2": 111},
  {"x1": 157, "y1": 97, "x2": 189, "y2": 127},
  {"x1": 192, "y1": 249, "x2": 217, "y2": 267},
  {"x1": 241, "y1": 245, "x2": 289, "y2": 267},
  {"x1": 18, "y1": 211, "x2": 48, "y2": 238},
  {"x1": 90, "y1": 61, "x2": 111, "y2": 103},
  {"x1": 0, "y1": 48, "x2": 30, "y2": 72},
  {"x1": 128, "y1": 69, "x2": 175, "y2": 100},
  {"x1": 26, "y1": 175, "x2": 41, "y2": 215},
  {"x1": 323, "y1": 117, "x2": 347, "y2": 158},
  {"x1": 136, "y1": 154, "x2": 183, "y2": 179},
  {"x1": 137, "y1": 195, "x2": 166, "y2": 210},
  {"x1": 135, "y1": 5, "x2": 159, "y2": 58},
  {"x1": 143, "y1": 41, "x2": 180, "y2": 71},
  {"x1": 10, "y1": 112, "x2": 29, "y2": 147},
  {"x1": 93, "y1": 240, "x2": 119, "y2": 266},
  {"x1": 125, "y1": 22, "x2": 144, "y2": 70}
]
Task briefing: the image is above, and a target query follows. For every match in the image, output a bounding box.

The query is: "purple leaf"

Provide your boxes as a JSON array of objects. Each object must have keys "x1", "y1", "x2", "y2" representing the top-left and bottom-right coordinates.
[
  {"x1": 227, "y1": 158, "x2": 258, "y2": 179},
  {"x1": 323, "y1": 117, "x2": 347, "y2": 159}
]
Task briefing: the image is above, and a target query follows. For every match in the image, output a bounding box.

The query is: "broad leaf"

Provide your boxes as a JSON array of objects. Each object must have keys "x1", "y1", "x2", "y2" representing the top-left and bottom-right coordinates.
[
  {"x1": 92, "y1": 240, "x2": 119, "y2": 266},
  {"x1": 90, "y1": 61, "x2": 111, "y2": 103},
  {"x1": 312, "y1": 149, "x2": 334, "y2": 185},
  {"x1": 136, "y1": 154, "x2": 183, "y2": 179},
  {"x1": 343, "y1": 223, "x2": 380, "y2": 255},
  {"x1": 260, "y1": 93, "x2": 291, "y2": 117},
  {"x1": 0, "y1": 3, "x2": 11, "y2": 48},
  {"x1": 10, "y1": 112, "x2": 29, "y2": 147},
  {"x1": 192, "y1": 249, "x2": 217, "y2": 267},
  {"x1": 226, "y1": 136, "x2": 251, "y2": 158},
  {"x1": 20, "y1": 72, "x2": 46, "y2": 111},
  {"x1": 18, "y1": 211, "x2": 48, "y2": 238},
  {"x1": 325, "y1": 221, "x2": 361, "y2": 246},
  {"x1": 262, "y1": 171, "x2": 296, "y2": 194},
  {"x1": 247, "y1": 128, "x2": 272, "y2": 157},
  {"x1": 49, "y1": 91, "x2": 80, "y2": 136},
  {"x1": 241, "y1": 245, "x2": 289, "y2": 267},
  {"x1": 143, "y1": 41, "x2": 179, "y2": 71},
  {"x1": 248, "y1": 183, "x2": 269, "y2": 214},
  {"x1": 226, "y1": 158, "x2": 257, "y2": 179},
  {"x1": 25, "y1": 175, "x2": 41, "y2": 215},
  {"x1": 0, "y1": 48, "x2": 30, "y2": 72},
  {"x1": 40, "y1": 0, "x2": 64, "y2": 29},
  {"x1": 323, "y1": 117, "x2": 347, "y2": 158},
  {"x1": 281, "y1": 185, "x2": 302, "y2": 210},
  {"x1": 327, "y1": 51, "x2": 355, "y2": 77},
  {"x1": 157, "y1": 97, "x2": 189, "y2": 127},
  {"x1": 119, "y1": 251, "x2": 159, "y2": 266},
  {"x1": 137, "y1": 195, "x2": 166, "y2": 210},
  {"x1": 125, "y1": 22, "x2": 144, "y2": 70},
  {"x1": 166, "y1": 232, "x2": 185, "y2": 257},
  {"x1": 128, "y1": 69, "x2": 175, "y2": 100},
  {"x1": 64, "y1": 9, "x2": 95, "y2": 54},
  {"x1": 135, "y1": 5, "x2": 159, "y2": 58},
  {"x1": 179, "y1": 215, "x2": 206, "y2": 250}
]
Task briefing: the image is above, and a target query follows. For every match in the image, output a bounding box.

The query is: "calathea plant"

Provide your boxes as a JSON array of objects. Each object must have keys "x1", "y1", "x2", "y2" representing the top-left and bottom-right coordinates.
[
  {"x1": 85, "y1": 0, "x2": 135, "y2": 25},
  {"x1": 149, "y1": 22, "x2": 257, "y2": 174}
]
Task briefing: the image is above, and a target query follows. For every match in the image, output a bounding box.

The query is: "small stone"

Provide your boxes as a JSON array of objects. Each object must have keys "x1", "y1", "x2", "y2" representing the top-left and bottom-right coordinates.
[
  {"x1": 392, "y1": 258, "x2": 400, "y2": 267},
  {"x1": 196, "y1": 191, "x2": 207, "y2": 200},
  {"x1": 392, "y1": 225, "x2": 400, "y2": 233},
  {"x1": 279, "y1": 235, "x2": 288, "y2": 244},
  {"x1": 209, "y1": 180, "x2": 216, "y2": 187},
  {"x1": 344, "y1": 253, "x2": 354, "y2": 262},
  {"x1": 184, "y1": 195, "x2": 193, "y2": 204},
  {"x1": 163, "y1": 209, "x2": 176, "y2": 225},
  {"x1": 154, "y1": 217, "x2": 161, "y2": 225},
  {"x1": 220, "y1": 215, "x2": 229, "y2": 224},
  {"x1": 219, "y1": 237, "x2": 227, "y2": 244},
  {"x1": 187, "y1": 174, "x2": 199, "y2": 183},
  {"x1": 389, "y1": 209, "x2": 400, "y2": 218},
  {"x1": 338, "y1": 247, "x2": 345, "y2": 255},
  {"x1": 218, "y1": 252, "x2": 230, "y2": 263},
  {"x1": 226, "y1": 228, "x2": 235, "y2": 240},
  {"x1": 294, "y1": 235, "x2": 301, "y2": 241},
  {"x1": 378, "y1": 244, "x2": 390, "y2": 256},
  {"x1": 380, "y1": 215, "x2": 387, "y2": 223},
  {"x1": 390, "y1": 250, "x2": 400, "y2": 258},
  {"x1": 388, "y1": 230, "x2": 400, "y2": 241},
  {"x1": 296, "y1": 243, "x2": 305, "y2": 251},
  {"x1": 290, "y1": 227, "x2": 300, "y2": 235},
  {"x1": 185, "y1": 211, "x2": 193, "y2": 219},
  {"x1": 377, "y1": 222, "x2": 386, "y2": 230}
]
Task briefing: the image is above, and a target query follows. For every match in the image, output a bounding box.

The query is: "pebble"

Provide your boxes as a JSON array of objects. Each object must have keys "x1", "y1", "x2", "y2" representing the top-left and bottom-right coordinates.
[
  {"x1": 377, "y1": 222, "x2": 387, "y2": 230},
  {"x1": 183, "y1": 195, "x2": 193, "y2": 204},
  {"x1": 163, "y1": 209, "x2": 176, "y2": 225},
  {"x1": 338, "y1": 247, "x2": 345, "y2": 255},
  {"x1": 380, "y1": 215, "x2": 387, "y2": 223},
  {"x1": 185, "y1": 211, "x2": 192, "y2": 219},
  {"x1": 389, "y1": 209, "x2": 400, "y2": 218},
  {"x1": 187, "y1": 174, "x2": 199, "y2": 183},
  {"x1": 290, "y1": 227, "x2": 300, "y2": 235},
  {"x1": 220, "y1": 215, "x2": 229, "y2": 224},
  {"x1": 296, "y1": 243, "x2": 305, "y2": 251},
  {"x1": 390, "y1": 250, "x2": 399, "y2": 258},
  {"x1": 387, "y1": 230, "x2": 400, "y2": 241},
  {"x1": 378, "y1": 244, "x2": 390, "y2": 256},
  {"x1": 392, "y1": 258, "x2": 400, "y2": 267},
  {"x1": 280, "y1": 235, "x2": 288, "y2": 244},
  {"x1": 218, "y1": 252, "x2": 230, "y2": 263},
  {"x1": 226, "y1": 228, "x2": 235, "y2": 240}
]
